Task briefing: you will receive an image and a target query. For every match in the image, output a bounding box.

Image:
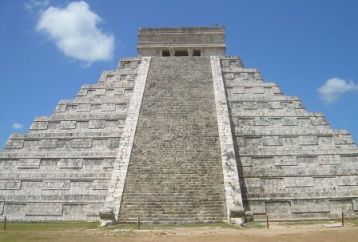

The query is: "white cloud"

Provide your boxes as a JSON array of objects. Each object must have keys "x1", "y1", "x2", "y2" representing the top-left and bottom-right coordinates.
[
  {"x1": 318, "y1": 77, "x2": 358, "y2": 103},
  {"x1": 25, "y1": 0, "x2": 50, "y2": 13},
  {"x1": 12, "y1": 123, "x2": 24, "y2": 130},
  {"x1": 36, "y1": 1, "x2": 114, "y2": 63}
]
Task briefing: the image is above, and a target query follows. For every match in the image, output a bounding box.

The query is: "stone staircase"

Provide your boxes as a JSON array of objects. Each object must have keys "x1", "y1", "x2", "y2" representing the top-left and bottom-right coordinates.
[{"x1": 118, "y1": 57, "x2": 227, "y2": 223}]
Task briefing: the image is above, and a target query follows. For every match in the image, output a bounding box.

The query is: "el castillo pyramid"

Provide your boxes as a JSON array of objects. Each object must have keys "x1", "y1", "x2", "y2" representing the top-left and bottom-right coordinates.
[{"x1": 1, "y1": 27, "x2": 357, "y2": 225}]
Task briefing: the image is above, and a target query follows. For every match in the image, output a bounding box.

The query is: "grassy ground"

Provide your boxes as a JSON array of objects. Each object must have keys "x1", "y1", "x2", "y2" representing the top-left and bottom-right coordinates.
[{"x1": 0, "y1": 219, "x2": 357, "y2": 242}]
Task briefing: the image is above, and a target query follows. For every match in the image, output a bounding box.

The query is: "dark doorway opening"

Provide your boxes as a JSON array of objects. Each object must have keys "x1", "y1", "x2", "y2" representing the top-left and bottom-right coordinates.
[
  {"x1": 193, "y1": 50, "x2": 201, "y2": 56},
  {"x1": 162, "y1": 50, "x2": 170, "y2": 56}
]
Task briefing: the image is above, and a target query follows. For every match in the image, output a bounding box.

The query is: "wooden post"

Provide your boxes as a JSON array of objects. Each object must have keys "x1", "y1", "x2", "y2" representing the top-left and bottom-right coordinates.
[
  {"x1": 137, "y1": 217, "x2": 140, "y2": 230},
  {"x1": 342, "y1": 211, "x2": 344, "y2": 227},
  {"x1": 4, "y1": 216, "x2": 6, "y2": 230},
  {"x1": 266, "y1": 215, "x2": 269, "y2": 229}
]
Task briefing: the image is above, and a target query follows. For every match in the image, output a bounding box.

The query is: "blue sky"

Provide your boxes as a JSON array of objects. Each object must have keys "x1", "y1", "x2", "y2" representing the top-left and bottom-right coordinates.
[{"x1": 0, "y1": 0, "x2": 357, "y2": 148}]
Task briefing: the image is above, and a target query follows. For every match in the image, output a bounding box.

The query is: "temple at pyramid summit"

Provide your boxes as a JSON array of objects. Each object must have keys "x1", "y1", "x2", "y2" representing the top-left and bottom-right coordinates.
[{"x1": 1, "y1": 27, "x2": 358, "y2": 225}]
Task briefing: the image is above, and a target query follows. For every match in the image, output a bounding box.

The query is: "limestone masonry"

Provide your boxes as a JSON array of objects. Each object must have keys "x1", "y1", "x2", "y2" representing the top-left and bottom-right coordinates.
[{"x1": 1, "y1": 27, "x2": 357, "y2": 224}]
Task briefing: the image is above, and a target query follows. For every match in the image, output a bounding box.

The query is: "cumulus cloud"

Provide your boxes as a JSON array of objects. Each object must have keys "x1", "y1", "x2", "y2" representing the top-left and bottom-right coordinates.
[
  {"x1": 318, "y1": 78, "x2": 358, "y2": 103},
  {"x1": 12, "y1": 123, "x2": 24, "y2": 130},
  {"x1": 25, "y1": 0, "x2": 50, "y2": 13},
  {"x1": 36, "y1": 1, "x2": 114, "y2": 63}
]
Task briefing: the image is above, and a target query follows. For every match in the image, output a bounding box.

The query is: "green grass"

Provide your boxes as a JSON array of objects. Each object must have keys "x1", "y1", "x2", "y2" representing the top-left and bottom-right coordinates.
[
  {"x1": 242, "y1": 222, "x2": 266, "y2": 229},
  {"x1": 0, "y1": 221, "x2": 97, "y2": 231},
  {"x1": 0, "y1": 221, "x2": 98, "y2": 242},
  {"x1": 0, "y1": 219, "x2": 356, "y2": 242},
  {"x1": 346, "y1": 218, "x2": 358, "y2": 226},
  {"x1": 0, "y1": 221, "x2": 243, "y2": 242}
]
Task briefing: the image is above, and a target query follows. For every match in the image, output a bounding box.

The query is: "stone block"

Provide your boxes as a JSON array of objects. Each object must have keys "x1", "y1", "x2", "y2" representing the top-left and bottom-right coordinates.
[
  {"x1": 89, "y1": 120, "x2": 105, "y2": 129},
  {"x1": 311, "y1": 116, "x2": 327, "y2": 126},
  {"x1": 60, "y1": 121, "x2": 76, "y2": 129},
  {"x1": 92, "y1": 139, "x2": 108, "y2": 148},
  {"x1": 265, "y1": 201, "x2": 291, "y2": 215},
  {"x1": 291, "y1": 200, "x2": 329, "y2": 213},
  {"x1": 66, "y1": 105, "x2": 76, "y2": 112},
  {"x1": 58, "y1": 159, "x2": 83, "y2": 169},
  {"x1": 329, "y1": 200, "x2": 354, "y2": 213},
  {"x1": 313, "y1": 177, "x2": 336, "y2": 188},
  {"x1": 71, "y1": 139, "x2": 92, "y2": 148},
  {"x1": 337, "y1": 176, "x2": 358, "y2": 186},
  {"x1": 99, "y1": 207, "x2": 115, "y2": 226},
  {"x1": 0, "y1": 202, "x2": 4, "y2": 214},
  {"x1": 31, "y1": 121, "x2": 48, "y2": 130},
  {"x1": 353, "y1": 199, "x2": 358, "y2": 211},
  {"x1": 76, "y1": 121, "x2": 88, "y2": 129},
  {"x1": 25, "y1": 203, "x2": 63, "y2": 216},
  {"x1": 268, "y1": 117, "x2": 282, "y2": 126},
  {"x1": 230, "y1": 206, "x2": 245, "y2": 218},
  {"x1": 239, "y1": 157, "x2": 253, "y2": 167},
  {"x1": 77, "y1": 88, "x2": 88, "y2": 96},
  {"x1": 318, "y1": 135, "x2": 334, "y2": 146},
  {"x1": 251, "y1": 156, "x2": 274, "y2": 168},
  {"x1": 40, "y1": 139, "x2": 58, "y2": 148},
  {"x1": 90, "y1": 104, "x2": 101, "y2": 111},
  {"x1": 6, "y1": 139, "x2": 24, "y2": 149},
  {"x1": 244, "y1": 210, "x2": 254, "y2": 222},
  {"x1": 262, "y1": 136, "x2": 283, "y2": 146},
  {"x1": 92, "y1": 180, "x2": 109, "y2": 190},
  {"x1": 77, "y1": 104, "x2": 91, "y2": 112},
  {"x1": 281, "y1": 101, "x2": 302, "y2": 109},
  {"x1": 18, "y1": 159, "x2": 41, "y2": 169},
  {"x1": 297, "y1": 155, "x2": 318, "y2": 165},
  {"x1": 299, "y1": 135, "x2": 318, "y2": 145},
  {"x1": 318, "y1": 155, "x2": 341, "y2": 165},
  {"x1": 243, "y1": 102, "x2": 256, "y2": 110},
  {"x1": 254, "y1": 117, "x2": 269, "y2": 126},
  {"x1": 108, "y1": 138, "x2": 120, "y2": 148},
  {"x1": 249, "y1": 201, "x2": 266, "y2": 214},
  {"x1": 245, "y1": 136, "x2": 262, "y2": 146},
  {"x1": 262, "y1": 178, "x2": 286, "y2": 193},
  {"x1": 253, "y1": 87, "x2": 264, "y2": 94},
  {"x1": 85, "y1": 203, "x2": 102, "y2": 217},
  {"x1": 42, "y1": 180, "x2": 71, "y2": 190},
  {"x1": 124, "y1": 88, "x2": 133, "y2": 95},
  {"x1": 47, "y1": 121, "x2": 59, "y2": 130},
  {"x1": 101, "y1": 104, "x2": 116, "y2": 112},
  {"x1": 275, "y1": 156, "x2": 297, "y2": 166},
  {"x1": 340, "y1": 154, "x2": 358, "y2": 162},
  {"x1": 56, "y1": 104, "x2": 67, "y2": 113},
  {"x1": 245, "y1": 178, "x2": 261, "y2": 188},
  {"x1": 284, "y1": 177, "x2": 314, "y2": 188},
  {"x1": 0, "y1": 180, "x2": 21, "y2": 190},
  {"x1": 115, "y1": 103, "x2": 128, "y2": 111}
]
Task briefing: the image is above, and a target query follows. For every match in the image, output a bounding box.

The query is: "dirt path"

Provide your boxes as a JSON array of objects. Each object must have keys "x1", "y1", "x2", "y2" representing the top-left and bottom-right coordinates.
[{"x1": 1, "y1": 222, "x2": 358, "y2": 242}]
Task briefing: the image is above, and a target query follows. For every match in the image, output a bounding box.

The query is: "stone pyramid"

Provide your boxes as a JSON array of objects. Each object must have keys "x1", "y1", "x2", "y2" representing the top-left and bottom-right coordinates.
[{"x1": 1, "y1": 27, "x2": 357, "y2": 224}]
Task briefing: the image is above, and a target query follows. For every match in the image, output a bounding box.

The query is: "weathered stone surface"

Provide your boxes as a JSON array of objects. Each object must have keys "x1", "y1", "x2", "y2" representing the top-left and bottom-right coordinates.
[
  {"x1": 211, "y1": 56, "x2": 244, "y2": 221},
  {"x1": 102, "y1": 57, "x2": 151, "y2": 222},
  {"x1": 99, "y1": 207, "x2": 115, "y2": 226},
  {"x1": 0, "y1": 27, "x2": 357, "y2": 223},
  {"x1": 222, "y1": 56, "x2": 358, "y2": 220},
  {"x1": 118, "y1": 57, "x2": 226, "y2": 223},
  {"x1": 0, "y1": 57, "x2": 142, "y2": 221},
  {"x1": 138, "y1": 27, "x2": 225, "y2": 57}
]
